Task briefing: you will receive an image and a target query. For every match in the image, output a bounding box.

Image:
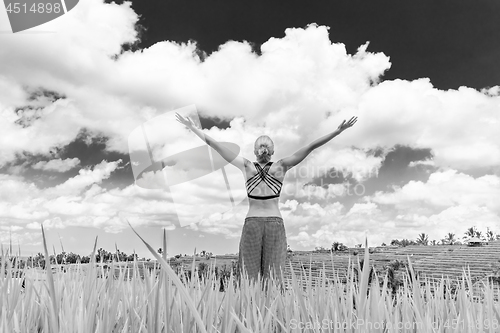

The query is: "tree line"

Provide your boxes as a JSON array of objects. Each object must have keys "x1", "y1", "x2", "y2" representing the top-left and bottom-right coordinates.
[
  {"x1": 388, "y1": 226, "x2": 499, "y2": 247},
  {"x1": 18, "y1": 247, "x2": 141, "y2": 269},
  {"x1": 318, "y1": 226, "x2": 500, "y2": 252}
]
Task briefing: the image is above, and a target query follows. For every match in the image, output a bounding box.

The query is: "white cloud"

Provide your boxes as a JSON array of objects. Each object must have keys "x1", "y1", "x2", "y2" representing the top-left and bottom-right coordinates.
[
  {"x1": 26, "y1": 222, "x2": 42, "y2": 230},
  {"x1": 371, "y1": 169, "x2": 500, "y2": 213},
  {"x1": 32, "y1": 158, "x2": 80, "y2": 172},
  {"x1": 286, "y1": 197, "x2": 500, "y2": 249},
  {"x1": 0, "y1": 0, "x2": 140, "y2": 165},
  {"x1": 26, "y1": 218, "x2": 64, "y2": 230},
  {"x1": 49, "y1": 159, "x2": 122, "y2": 195},
  {"x1": 0, "y1": 225, "x2": 23, "y2": 231},
  {"x1": 354, "y1": 79, "x2": 500, "y2": 170},
  {"x1": 408, "y1": 159, "x2": 435, "y2": 167},
  {"x1": 2, "y1": 161, "x2": 498, "y2": 250},
  {"x1": 0, "y1": 14, "x2": 392, "y2": 175},
  {"x1": 0, "y1": 1, "x2": 498, "y2": 173},
  {"x1": 0, "y1": 230, "x2": 39, "y2": 245},
  {"x1": 0, "y1": 160, "x2": 132, "y2": 224},
  {"x1": 1, "y1": 0, "x2": 499, "y2": 250},
  {"x1": 235, "y1": 168, "x2": 499, "y2": 249},
  {"x1": 283, "y1": 170, "x2": 500, "y2": 248},
  {"x1": 393, "y1": 205, "x2": 500, "y2": 243}
]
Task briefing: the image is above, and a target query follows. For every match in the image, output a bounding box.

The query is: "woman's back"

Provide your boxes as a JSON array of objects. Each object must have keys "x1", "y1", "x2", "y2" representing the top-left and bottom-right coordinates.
[{"x1": 243, "y1": 160, "x2": 287, "y2": 218}]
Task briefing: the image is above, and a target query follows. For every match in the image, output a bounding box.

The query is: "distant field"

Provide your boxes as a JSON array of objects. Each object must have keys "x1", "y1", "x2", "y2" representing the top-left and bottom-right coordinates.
[
  {"x1": 166, "y1": 242, "x2": 500, "y2": 292},
  {"x1": 21, "y1": 242, "x2": 500, "y2": 291}
]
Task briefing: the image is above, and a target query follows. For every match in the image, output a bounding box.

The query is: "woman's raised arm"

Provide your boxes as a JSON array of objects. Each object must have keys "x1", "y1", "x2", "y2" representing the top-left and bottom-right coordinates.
[
  {"x1": 175, "y1": 113, "x2": 249, "y2": 172},
  {"x1": 278, "y1": 116, "x2": 357, "y2": 171}
]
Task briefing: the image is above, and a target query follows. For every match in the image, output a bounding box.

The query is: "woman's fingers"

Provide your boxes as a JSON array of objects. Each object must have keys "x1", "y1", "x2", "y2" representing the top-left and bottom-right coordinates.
[
  {"x1": 346, "y1": 116, "x2": 357, "y2": 127},
  {"x1": 175, "y1": 113, "x2": 184, "y2": 122},
  {"x1": 175, "y1": 112, "x2": 192, "y2": 127},
  {"x1": 338, "y1": 116, "x2": 358, "y2": 130}
]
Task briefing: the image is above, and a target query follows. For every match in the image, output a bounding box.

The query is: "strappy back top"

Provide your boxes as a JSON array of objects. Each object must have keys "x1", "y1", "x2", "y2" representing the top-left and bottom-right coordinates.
[{"x1": 246, "y1": 161, "x2": 283, "y2": 200}]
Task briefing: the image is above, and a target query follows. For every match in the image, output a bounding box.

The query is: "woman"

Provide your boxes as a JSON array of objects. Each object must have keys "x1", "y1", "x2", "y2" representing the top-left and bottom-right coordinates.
[{"x1": 176, "y1": 113, "x2": 357, "y2": 286}]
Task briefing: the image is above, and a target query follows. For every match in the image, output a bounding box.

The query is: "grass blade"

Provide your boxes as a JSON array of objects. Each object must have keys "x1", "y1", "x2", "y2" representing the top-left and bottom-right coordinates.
[
  {"x1": 41, "y1": 224, "x2": 59, "y2": 333},
  {"x1": 127, "y1": 221, "x2": 208, "y2": 333}
]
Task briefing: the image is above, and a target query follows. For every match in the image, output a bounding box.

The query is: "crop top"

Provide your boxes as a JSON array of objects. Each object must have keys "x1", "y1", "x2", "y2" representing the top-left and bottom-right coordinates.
[{"x1": 246, "y1": 161, "x2": 283, "y2": 200}]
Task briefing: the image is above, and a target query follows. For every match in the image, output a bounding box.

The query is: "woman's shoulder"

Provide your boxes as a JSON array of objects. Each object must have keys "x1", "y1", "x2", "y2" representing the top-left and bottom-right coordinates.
[{"x1": 269, "y1": 160, "x2": 287, "y2": 178}]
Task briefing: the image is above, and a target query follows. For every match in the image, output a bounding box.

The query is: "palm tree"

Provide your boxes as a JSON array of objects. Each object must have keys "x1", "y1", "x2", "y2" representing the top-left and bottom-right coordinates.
[
  {"x1": 390, "y1": 239, "x2": 401, "y2": 246},
  {"x1": 332, "y1": 241, "x2": 341, "y2": 252},
  {"x1": 464, "y1": 226, "x2": 478, "y2": 239},
  {"x1": 443, "y1": 233, "x2": 456, "y2": 245},
  {"x1": 416, "y1": 233, "x2": 429, "y2": 246},
  {"x1": 486, "y1": 228, "x2": 495, "y2": 241},
  {"x1": 400, "y1": 239, "x2": 415, "y2": 247},
  {"x1": 462, "y1": 227, "x2": 477, "y2": 239}
]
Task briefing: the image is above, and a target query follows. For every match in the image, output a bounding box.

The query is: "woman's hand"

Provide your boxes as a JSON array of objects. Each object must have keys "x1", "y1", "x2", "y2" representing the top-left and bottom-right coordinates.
[
  {"x1": 175, "y1": 112, "x2": 197, "y2": 130},
  {"x1": 337, "y1": 116, "x2": 358, "y2": 132}
]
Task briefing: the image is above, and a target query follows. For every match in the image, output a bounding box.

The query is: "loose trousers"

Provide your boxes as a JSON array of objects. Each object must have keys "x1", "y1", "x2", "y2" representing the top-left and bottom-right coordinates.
[{"x1": 237, "y1": 216, "x2": 287, "y2": 284}]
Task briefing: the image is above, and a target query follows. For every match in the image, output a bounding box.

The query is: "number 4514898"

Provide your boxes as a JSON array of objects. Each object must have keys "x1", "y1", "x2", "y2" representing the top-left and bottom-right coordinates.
[{"x1": 6, "y1": 2, "x2": 62, "y2": 14}]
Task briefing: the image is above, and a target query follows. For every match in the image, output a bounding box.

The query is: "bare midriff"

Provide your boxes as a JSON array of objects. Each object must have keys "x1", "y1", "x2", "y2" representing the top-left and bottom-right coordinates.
[{"x1": 246, "y1": 197, "x2": 282, "y2": 218}]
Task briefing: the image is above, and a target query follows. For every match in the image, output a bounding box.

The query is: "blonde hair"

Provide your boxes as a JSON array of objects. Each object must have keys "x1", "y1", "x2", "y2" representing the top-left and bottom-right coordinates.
[{"x1": 254, "y1": 135, "x2": 274, "y2": 152}]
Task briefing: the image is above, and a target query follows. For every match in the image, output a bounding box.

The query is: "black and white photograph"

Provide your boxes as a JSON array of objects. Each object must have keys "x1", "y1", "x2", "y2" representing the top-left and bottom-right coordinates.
[{"x1": 1, "y1": 0, "x2": 500, "y2": 331}]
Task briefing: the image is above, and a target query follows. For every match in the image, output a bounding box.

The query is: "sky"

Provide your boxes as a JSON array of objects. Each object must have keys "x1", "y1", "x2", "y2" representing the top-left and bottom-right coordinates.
[{"x1": 1, "y1": 0, "x2": 499, "y2": 258}]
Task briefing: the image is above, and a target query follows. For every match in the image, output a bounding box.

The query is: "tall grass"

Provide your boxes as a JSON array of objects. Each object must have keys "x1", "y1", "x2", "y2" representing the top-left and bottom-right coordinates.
[{"x1": 0, "y1": 229, "x2": 499, "y2": 332}]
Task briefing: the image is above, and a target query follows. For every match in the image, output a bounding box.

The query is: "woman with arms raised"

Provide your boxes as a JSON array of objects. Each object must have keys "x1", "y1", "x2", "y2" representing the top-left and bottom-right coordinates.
[{"x1": 176, "y1": 113, "x2": 357, "y2": 286}]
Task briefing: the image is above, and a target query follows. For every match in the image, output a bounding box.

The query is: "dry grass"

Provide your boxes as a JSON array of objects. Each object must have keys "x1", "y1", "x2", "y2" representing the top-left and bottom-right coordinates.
[{"x1": 0, "y1": 228, "x2": 499, "y2": 332}]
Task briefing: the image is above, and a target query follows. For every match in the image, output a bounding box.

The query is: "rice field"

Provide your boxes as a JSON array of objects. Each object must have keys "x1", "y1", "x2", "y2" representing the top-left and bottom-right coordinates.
[{"x1": 1, "y1": 227, "x2": 499, "y2": 332}]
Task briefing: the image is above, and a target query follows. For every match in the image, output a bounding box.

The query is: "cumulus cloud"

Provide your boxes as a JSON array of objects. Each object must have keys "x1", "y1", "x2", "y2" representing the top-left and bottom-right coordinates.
[
  {"x1": 49, "y1": 159, "x2": 122, "y2": 195},
  {"x1": 1, "y1": 0, "x2": 498, "y2": 174},
  {"x1": 285, "y1": 200, "x2": 392, "y2": 248},
  {"x1": 32, "y1": 157, "x2": 80, "y2": 172},
  {"x1": 1, "y1": 0, "x2": 500, "y2": 251},
  {"x1": 392, "y1": 205, "x2": 500, "y2": 243},
  {"x1": 285, "y1": 194, "x2": 500, "y2": 249},
  {"x1": 0, "y1": 160, "x2": 149, "y2": 233},
  {"x1": 281, "y1": 168, "x2": 500, "y2": 248},
  {"x1": 285, "y1": 147, "x2": 384, "y2": 185},
  {"x1": 340, "y1": 169, "x2": 500, "y2": 244},
  {"x1": 0, "y1": 225, "x2": 23, "y2": 232},
  {"x1": 0, "y1": 0, "x2": 140, "y2": 165},
  {"x1": 26, "y1": 217, "x2": 65, "y2": 230},
  {"x1": 354, "y1": 79, "x2": 500, "y2": 170},
  {"x1": 0, "y1": 230, "x2": 39, "y2": 245},
  {"x1": 0, "y1": 7, "x2": 392, "y2": 178},
  {"x1": 371, "y1": 169, "x2": 500, "y2": 213},
  {"x1": 408, "y1": 159, "x2": 435, "y2": 167}
]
